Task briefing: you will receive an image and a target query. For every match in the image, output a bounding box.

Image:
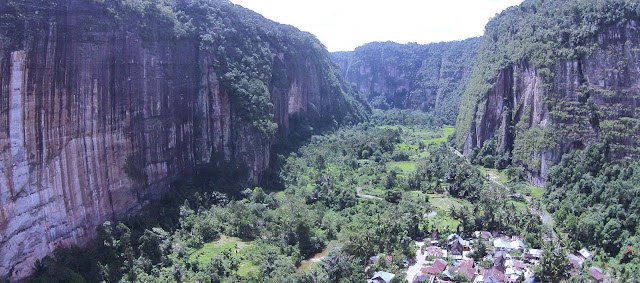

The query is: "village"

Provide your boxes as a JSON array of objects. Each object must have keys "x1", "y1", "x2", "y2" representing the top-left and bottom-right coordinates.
[{"x1": 367, "y1": 230, "x2": 605, "y2": 283}]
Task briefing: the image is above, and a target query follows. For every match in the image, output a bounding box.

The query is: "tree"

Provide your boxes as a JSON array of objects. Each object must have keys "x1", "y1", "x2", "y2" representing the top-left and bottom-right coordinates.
[
  {"x1": 251, "y1": 187, "x2": 267, "y2": 203},
  {"x1": 322, "y1": 251, "x2": 359, "y2": 283},
  {"x1": 384, "y1": 190, "x2": 402, "y2": 203},
  {"x1": 471, "y1": 239, "x2": 488, "y2": 261},
  {"x1": 534, "y1": 242, "x2": 571, "y2": 283}
]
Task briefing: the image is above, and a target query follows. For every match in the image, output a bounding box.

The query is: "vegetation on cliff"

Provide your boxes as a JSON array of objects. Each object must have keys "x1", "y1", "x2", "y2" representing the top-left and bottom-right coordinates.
[
  {"x1": 1, "y1": 0, "x2": 370, "y2": 280},
  {"x1": 453, "y1": 0, "x2": 640, "y2": 278},
  {"x1": 1, "y1": 0, "x2": 368, "y2": 141},
  {"x1": 456, "y1": 0, "x2": 640, "y2": 156}
]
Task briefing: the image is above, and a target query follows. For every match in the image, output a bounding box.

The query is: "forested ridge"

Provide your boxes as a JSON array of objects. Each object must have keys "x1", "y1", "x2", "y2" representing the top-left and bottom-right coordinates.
[{"x1": 545, "y1": 145, "x2": 640, "y2": 279}]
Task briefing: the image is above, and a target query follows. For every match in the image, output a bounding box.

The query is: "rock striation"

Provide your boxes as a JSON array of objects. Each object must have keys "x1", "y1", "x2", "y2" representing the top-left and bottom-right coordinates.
[
  {"x1": 0, "y1": 0, "x2": 367, "y2": 280},
  {"x1": 455, "y1": 0, "x2": 640, "y2": 185}
]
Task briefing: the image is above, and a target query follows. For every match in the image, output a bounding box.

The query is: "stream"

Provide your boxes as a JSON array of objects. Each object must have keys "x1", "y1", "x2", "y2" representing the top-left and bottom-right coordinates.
[{"x1": 298, "y1": 248, "x2": 330, "y2": 272}]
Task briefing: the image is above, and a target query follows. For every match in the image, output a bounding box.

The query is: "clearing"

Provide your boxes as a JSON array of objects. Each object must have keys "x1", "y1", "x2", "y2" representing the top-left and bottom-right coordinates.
[{"x1": 189, "y1": 235, "x2": 258, "y2": 276}]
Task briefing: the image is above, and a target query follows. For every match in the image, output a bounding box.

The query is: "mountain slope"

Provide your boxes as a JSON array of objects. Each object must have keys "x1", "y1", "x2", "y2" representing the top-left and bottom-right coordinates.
[
  {"x1": 455, "y1": 0, "x2": 640, "y2": 185},
  {"x1": 332, "y1": 38, "x2": 480, "y2": 124},
  {"x1": 0, "y1": 0, "x2": 367, "y2": 280}
]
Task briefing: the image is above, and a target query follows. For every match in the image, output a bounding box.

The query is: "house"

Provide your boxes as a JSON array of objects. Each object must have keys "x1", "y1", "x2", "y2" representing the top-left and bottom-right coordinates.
[
  {"x1": 370, "y1": 255, "x2": 380, "y2": 264},
  {"x1": 460, "y1": 238, "x2": 471, "y2": 251},
  {"x1": 504, "y1": 267, "x2": 523, "y2": 282},
  {"x1": 590, "y1": 267, "x2": 604, "y2": 282},
  {"x1": 505, "y1": 259, "x2": 525, "y2": 271},
  {"x1": 369, "y1": 255, "x2": 393, "y2": 265},
  {"x1": 457, "y1": 259, "x2": 474, "y2": 268},
  {"x1": 482, "y1": 268, "x2": 507, "y2": 282},
  {"x1": 579, "y1": 248, "x2": 593, "y2": 261},
  {"x1": 509, "y1": 239, "x2": 525, "y2": 251},
  {"x1": 474, "y1": 231, "x2": 492, "y2": 239},
  {"x1": 421, "y1": 259, "x2": 447, "y2": 275},
  {"x1": 493, "y1": 251, "x2": 506, "y2": 272},
  {"x1": 368, "y1": 271, "x2": 396, "y2": 283},
  {"x1": 431, "y1": 230, "x2": 440, "y2": 246},
  {"x1": 493, "y1": 238, "x2": 511, "y2": 250},
  {"x1": 425, "y1": 246, "x2": 444, "y2": 258},
  {"x1": 524, "y1": 249, "x2": 542, "y2": 261},
  {"x1": 448, "y1": 234, "x2": 471, "y2": 246},
  {"x1": 450, "y1": 240, "x2": 464, "y2": 259},
  {"x1": 567, "y1": 253, "x2": 584, "y2": 269},
  {"x1": 412, "y1": 274, "x2": 434, "y2": 283},
  {"x1": 446, "y1": 266, "x2": 476, "y2": 282}
]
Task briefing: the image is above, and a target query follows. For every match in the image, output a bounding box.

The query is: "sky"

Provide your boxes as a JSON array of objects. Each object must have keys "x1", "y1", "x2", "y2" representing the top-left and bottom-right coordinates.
[{"x1": 229, "y1": 0, "x2": 524, "y2": 52}]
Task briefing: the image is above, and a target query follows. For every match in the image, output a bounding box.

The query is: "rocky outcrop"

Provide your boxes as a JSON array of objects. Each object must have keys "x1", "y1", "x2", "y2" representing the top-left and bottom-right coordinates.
[
  {"x1": 332, "y1": 39, "x2": 480, "y2": 124},
  {"x1": 0, "y1": 0, "x2": 366, "y2": 280},
  {"x1": 456, "y1": 0, "x2": 640, "y2": 185}
]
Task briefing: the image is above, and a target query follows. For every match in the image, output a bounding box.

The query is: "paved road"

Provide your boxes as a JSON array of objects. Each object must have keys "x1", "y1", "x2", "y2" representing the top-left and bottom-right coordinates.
[{"x1": 406, "y1": 241, "x2": 426, "y2": 282}]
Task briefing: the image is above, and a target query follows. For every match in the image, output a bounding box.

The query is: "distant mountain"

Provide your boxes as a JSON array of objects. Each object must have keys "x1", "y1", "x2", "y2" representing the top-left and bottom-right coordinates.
[{"x1": 332, "y1": 38, "x2": 481, "y2": 124}]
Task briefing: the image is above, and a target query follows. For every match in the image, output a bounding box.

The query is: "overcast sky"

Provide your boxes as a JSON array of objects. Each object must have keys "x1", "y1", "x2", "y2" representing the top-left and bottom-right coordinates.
[{"x1": 230, "y1": 0, "x2": 524, "y2": 52}]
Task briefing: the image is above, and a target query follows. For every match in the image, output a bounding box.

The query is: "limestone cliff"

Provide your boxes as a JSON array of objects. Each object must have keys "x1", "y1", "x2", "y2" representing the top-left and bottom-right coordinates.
[
  {"x1": 0, "y1": 0, "x2": 367, "y2": 280},
  {"x1": 332, "y1": 39, "x2": 480, "y2": 124},
  {"x1": 455, "y1": 0, "x2": 640, "y2": 185}
]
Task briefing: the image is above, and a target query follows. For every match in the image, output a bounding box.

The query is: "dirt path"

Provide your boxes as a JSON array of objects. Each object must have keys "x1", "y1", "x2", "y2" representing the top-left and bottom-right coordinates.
[
  {"x1": 405, "y1": 241, "x2": 426, "y2": 282},
  {"x1": 487, "y1": 171, "x2": 500, "y2": 180},
  {"x1": 356, "y1": 187, "x2": 383, "y2": 200}
]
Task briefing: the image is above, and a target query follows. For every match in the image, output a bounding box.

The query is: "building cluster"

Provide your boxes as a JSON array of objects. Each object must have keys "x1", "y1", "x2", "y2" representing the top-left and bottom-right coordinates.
[
  {"x1": 369, "y1": 230, "x2": 607, "y2": 283},
  {"x1": 409, "y1": 231, "x2": 536, "y2": 283}
]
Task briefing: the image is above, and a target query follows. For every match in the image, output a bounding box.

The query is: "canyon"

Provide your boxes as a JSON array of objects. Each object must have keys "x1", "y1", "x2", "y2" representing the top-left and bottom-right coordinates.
[{"x1": 332, "y1": 38, "x2": 480, "y2": 124}]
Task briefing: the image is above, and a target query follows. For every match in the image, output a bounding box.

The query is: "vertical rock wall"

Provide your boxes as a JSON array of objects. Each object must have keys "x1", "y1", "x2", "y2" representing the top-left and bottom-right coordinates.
[
  {"x1": 0, "y1": 3, "x2": 365, "y2": 280},
  {"x1": 459, "y1": 23, "x2": 640, "y2": 185}
]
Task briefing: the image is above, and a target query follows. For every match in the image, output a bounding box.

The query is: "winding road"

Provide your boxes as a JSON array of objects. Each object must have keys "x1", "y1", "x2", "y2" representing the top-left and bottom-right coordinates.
[{"x1": 449, "y1": 147, "x2": 556, "y2": 237}]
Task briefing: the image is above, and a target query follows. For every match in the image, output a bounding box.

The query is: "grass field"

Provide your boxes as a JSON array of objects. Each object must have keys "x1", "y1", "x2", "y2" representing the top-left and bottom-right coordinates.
[
  {"x1": 423, "y1": 126, "x2": 455, "y2": 146},
  {"x1": 189, "y1": 235, "x2": 258, "y2": 276},
  {"x1": 387, "y1": 126, "x2": 454, "y2": 168},
  {"x1": 529, "y1": 187, "x2": 545, "y2": 198},
  {"x1": 428, "y1": 194, "x2": 471, "y2": 211},
  {"x1": 477, "y1": 167, "x2": 510, "y2": 184},
  {"x1": 425, "y1": 193, "x2": 472, "y2": 232},
  {"x1": 386, "y1": 161, "x2": 416, "y2": 174},
  {"x1": 360, "y1": 187, "x2": 386, "y2": 197},
  {"x1": 509, "y1": 200, "x2": 529, "y2": 212},
  {"x1": 476, "y1": 166, "x2": 546, "y2": 200}
]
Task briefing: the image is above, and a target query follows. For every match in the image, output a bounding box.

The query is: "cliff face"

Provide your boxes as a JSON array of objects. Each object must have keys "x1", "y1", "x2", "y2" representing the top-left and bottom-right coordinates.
[
  {"x1": 332, "y1": 39, "x2": 480, "y2": 124},
  {"x1": 456, "y1": 0, "x2": 640, "y2": 185},
  {"x1": 0, "y1": 0, "x2": 366, "y2": 280}
]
